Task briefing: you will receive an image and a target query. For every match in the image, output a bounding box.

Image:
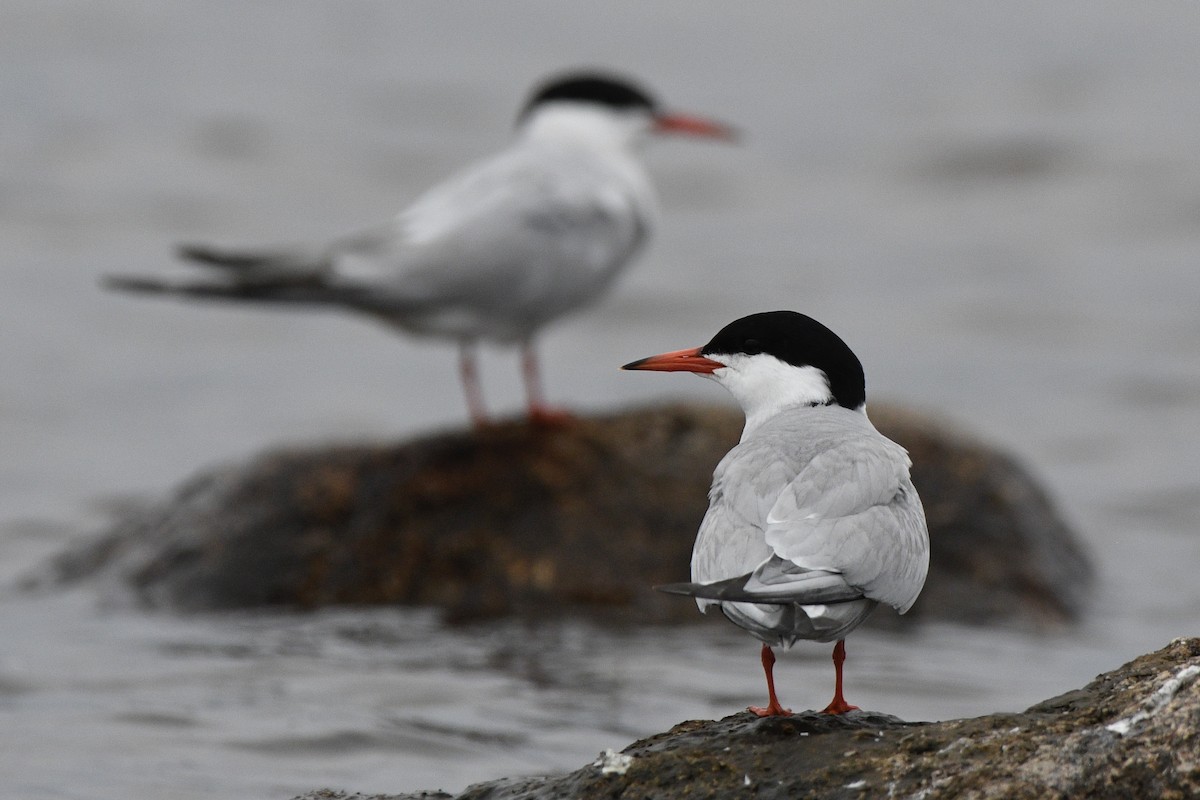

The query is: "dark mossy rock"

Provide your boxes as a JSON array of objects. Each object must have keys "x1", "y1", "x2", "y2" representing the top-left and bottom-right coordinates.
[
  {"x1": 294, "y1": 638, "x2": 1200, "y2": 800},
  {"x1": 53, "y1": 403, "x2": 1091, "y2": 625}
]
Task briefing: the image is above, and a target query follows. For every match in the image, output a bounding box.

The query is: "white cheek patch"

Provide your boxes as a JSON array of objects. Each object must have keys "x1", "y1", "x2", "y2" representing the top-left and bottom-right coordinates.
[
  {"x1": 717, "y1": 354, "x2": 832, "y2": 405},
  {"x1": 707, "y1": 353, "x2": 833, "y2": 435}
]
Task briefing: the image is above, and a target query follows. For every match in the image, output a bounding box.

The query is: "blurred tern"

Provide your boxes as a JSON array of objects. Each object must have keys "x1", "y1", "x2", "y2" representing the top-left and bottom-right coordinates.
[
  {"x1": 623, "y1": 311, "x2": 929, "y2": 716},
  {"x1": 105, "y1": 70, "x2": 733, "y2": 426}
]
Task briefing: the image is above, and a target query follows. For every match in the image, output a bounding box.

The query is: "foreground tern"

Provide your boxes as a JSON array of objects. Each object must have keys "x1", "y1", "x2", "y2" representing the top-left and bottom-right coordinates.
[
  {"x1": 623, "y1": 311, "x2": 929, "y2": 716},
  {"x1": 105, "y1": 70, "x2": 733, "y2": 426}
]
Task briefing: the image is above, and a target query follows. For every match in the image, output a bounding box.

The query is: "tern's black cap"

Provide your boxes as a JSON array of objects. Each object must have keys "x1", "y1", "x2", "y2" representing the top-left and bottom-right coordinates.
[
  {"x1": 701, "y1": 311, "x2": 867, "y2": 410},
  {"x1": 519, "y1": 70, "x2": 658, "y2": 123}
]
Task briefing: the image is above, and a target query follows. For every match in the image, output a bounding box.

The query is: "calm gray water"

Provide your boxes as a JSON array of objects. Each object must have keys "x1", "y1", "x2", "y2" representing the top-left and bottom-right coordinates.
[{"x1": 3, "y1": 2, "x2": 1200, "y2": 797}]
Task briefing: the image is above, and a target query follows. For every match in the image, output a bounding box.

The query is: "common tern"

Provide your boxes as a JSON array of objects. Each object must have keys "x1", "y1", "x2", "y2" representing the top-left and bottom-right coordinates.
[
  {"x1": 105, "y1": 70, "x2": 733, "y2": 426},
  {"x1": 623, "y1": 311, "x2": 929, "y2": 716}
]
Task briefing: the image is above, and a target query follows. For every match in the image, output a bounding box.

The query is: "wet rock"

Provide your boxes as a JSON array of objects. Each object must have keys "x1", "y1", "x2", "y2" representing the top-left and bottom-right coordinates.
[
  {"x1": 52, "y1": 403, "x2": 1091, "y2": 626},
  {"x1": 298, "y1": 638, "x2": 1200, "y2": 800}
]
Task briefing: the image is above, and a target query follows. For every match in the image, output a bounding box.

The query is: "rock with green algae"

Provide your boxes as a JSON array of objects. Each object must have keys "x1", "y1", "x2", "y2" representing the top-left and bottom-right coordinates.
[
  {"x1": 49, "y1": 403, "x2": 1091, "y2": 627},
  {"x1": 292, "y1": 638, "x2": 1200, "y2": 800}
]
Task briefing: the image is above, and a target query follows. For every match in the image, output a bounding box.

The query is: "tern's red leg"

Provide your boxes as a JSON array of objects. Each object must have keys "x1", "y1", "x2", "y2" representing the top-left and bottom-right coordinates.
[
  {"x1": 458, "y1": 343, "x2": 489, "y2": 428},
  {"x1": 521, "y1": 341, "x2": 572, "y2": 427},
  {"x1": 748, "y1": 643, "x2": 792, "y2": 717},
  {"x1": 820, "y1": 639, "x2": 860, "y2": 715}
]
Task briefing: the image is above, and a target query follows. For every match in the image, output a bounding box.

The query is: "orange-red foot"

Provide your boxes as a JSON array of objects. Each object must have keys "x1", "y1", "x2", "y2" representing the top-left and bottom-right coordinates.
[
  {"x1": 820, "y1": 697, "x2": 860, "y2": 715},
  {"x1": 748, "y1": 701, "x2": 793, "y2": 718},
  {"x1": 528, "y1": 406, "x2": 575, "y2": 428}
]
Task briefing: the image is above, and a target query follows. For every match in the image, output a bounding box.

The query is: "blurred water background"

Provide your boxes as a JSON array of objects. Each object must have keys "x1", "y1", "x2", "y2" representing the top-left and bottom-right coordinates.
[{"x1": 3, "y1": 2, "x2": 1200, "y2": 797}]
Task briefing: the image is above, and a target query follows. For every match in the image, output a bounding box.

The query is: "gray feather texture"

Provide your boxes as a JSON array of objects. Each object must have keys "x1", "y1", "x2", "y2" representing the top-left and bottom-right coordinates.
[{"x1": 690, "y1": 405, "x2": 929, "y2": 646}]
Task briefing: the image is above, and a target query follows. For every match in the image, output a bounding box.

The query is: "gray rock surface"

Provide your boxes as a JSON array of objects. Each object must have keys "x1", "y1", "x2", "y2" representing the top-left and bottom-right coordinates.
[
  {"x1": 294, "y1": 638, "x2": 1200, "y2": 799},
  {"x1": 50, "y1": 403, "x2": 1091, "y2": 626}
]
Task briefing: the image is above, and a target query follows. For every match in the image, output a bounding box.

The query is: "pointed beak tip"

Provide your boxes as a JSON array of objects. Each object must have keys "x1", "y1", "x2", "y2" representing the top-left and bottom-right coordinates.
[{"x1": 700, "y1": 120, "x2": 741, "y2": 142}]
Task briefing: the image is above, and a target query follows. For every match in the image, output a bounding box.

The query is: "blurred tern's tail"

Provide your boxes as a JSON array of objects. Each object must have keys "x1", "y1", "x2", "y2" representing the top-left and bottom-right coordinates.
[
  {"x1": 176, "y1": 243, "x2": 327, "y2": 276},
  {"x1": 101, "y1": 274, "x2": 369, "y2": 307},
  {"x1": 102, "y1": 240, "x2": 353, "y2": 305}
]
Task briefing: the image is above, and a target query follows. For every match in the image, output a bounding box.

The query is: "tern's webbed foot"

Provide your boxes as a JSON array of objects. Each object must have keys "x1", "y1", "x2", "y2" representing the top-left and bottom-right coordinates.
[
  {"x1": 528, "y1": 406, "x2": 575, "y2": 428},
  {"x1": 820, "y1": 698, "x2": 860, "y2": 715}
]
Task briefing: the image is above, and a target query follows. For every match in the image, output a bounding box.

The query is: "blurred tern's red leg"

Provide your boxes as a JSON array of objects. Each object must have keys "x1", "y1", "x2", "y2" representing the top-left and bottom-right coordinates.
[
  {"x1": 458, "y1": 342, "x2": 488, "y2": 427},
  {"x1": 521, "y1": 340, "x2": 571, "y2": 427}
]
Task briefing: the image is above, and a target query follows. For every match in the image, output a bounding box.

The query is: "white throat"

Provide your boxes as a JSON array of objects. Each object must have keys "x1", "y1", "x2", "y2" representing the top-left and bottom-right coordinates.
[
  {"x1": 520, "y1": 104, "x2": 649, "y2": 151},
  {"x1": 707, "y1": 354, "x2": 841, "y2": 439}
]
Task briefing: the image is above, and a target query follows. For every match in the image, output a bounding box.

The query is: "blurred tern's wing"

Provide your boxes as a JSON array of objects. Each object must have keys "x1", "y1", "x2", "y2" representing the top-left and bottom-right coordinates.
[
  {"x1": 328, "y1": 144, "x2": 652, "y2": 324},
  {"x1": 763, "y1": 429, "x2": 929, "y2": 613}
]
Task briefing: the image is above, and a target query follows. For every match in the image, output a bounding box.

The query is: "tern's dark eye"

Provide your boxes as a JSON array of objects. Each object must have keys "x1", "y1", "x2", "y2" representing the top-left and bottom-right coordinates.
[{"x1": 743, "y1": 338, "x2": 762, "y2": 355}]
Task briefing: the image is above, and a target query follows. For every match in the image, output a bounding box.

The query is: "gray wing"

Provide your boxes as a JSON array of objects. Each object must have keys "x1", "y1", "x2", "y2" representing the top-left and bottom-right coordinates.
[
  {"x1": 761, "y1": 432, "x2": 929, "y2": 613},
  {"x1": 689, "y1": 413, "x2": 928, "y2": 615},
  {"x1": 326, "y1": 144, "x2": 653, "y2": 327}
]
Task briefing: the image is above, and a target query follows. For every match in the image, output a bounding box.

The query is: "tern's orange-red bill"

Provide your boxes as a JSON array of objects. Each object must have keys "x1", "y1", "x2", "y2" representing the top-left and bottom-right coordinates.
[
  {"x1": 653, "y1": 113, "x2": 738, "y2": 141},
  {"x1": 621, "y1": 346, "x2": 723, "y2": 374}
]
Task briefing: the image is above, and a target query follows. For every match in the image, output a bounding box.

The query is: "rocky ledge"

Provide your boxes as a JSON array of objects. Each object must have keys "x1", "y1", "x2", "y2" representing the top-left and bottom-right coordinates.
[
  {"x1": 51, "y1": 403, "x2": 1091, "y2": 626},
  {"x1": 297, "y1": 638, "x2": 1200, "y2": 800}
]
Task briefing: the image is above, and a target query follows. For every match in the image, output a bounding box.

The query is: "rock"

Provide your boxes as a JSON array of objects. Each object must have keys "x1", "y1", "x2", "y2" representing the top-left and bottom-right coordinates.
[
  {"x1": 50, "y1": 403, "x2": 1091, "y2": 626},
  {"x1": 295, "y1": 638, "x2": 1200, "y2": 800},
  {"x1": 293, "y1": 792, "x2": 450, "y2": 800}
]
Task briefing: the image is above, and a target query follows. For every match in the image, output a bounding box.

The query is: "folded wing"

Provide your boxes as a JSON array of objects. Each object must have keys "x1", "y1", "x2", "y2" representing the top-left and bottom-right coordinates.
[{"x1": 762, "y1": 434, "x2": 928, "y2": 613}]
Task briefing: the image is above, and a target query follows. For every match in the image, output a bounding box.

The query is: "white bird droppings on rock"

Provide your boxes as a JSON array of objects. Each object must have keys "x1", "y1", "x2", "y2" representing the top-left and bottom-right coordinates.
[
  {"x1": 593, "y1": 748, "x2": 634, "y2": 775},
  {"x1": 1106, "y1": 663, "x2": 1200, "y2": 736}
]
